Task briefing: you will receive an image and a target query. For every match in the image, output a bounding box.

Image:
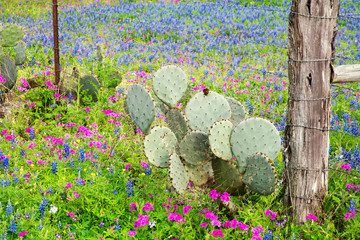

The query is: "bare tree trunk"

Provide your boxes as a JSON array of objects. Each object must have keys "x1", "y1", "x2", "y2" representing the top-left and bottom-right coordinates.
[{"x1": 284, "y1": 0, "x2": 340, "y2": 224}]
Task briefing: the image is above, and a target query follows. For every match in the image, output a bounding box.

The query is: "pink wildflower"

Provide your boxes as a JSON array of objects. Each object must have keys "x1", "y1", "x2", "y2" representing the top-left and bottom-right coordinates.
[
  {"x1": 305, "y1": 213, "x2": 317, "y2": 222},
  {"x1": 209, "y1": 229, "x2": 224, "y2": 238}
]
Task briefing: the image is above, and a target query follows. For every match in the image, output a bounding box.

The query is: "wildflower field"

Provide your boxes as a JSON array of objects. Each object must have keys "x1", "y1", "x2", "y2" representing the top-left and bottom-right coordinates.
[{"x1": 0, "y1": 0, "x2": 359, "y2": 239}]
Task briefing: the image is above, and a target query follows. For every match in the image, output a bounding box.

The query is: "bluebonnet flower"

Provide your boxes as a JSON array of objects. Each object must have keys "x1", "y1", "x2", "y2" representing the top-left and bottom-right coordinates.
[
  {"x1": 126, "y1": 179, "x2": 134, "y2": 197},
  {"x1": 264, "y1": 229, "x2": 273, "y2": 240},
  {"x1": 20, "y1": 149, "x2": 26, "y2": 158},
  {"x1": 51, "y1": 161, "x2": 58, "y2": 175},
  {"x1": 29, "y1": 129, "x2": 35, "y2": 141},
  {"x1": 57, "y1": 221, "x2": 62, "y2": 228},
  {"x1": 68, "y1": 159, "x2": 74, "y2": 168},
  {"x1": 13, "y1": 176, "x2": 19, "y2": 184},
  {"x1": 8, "y1": 218, "x2": 17, "y2": 233},
  {"x1": 48, "y1": 186, "x2": 53, "y2": 194},
  {"x1": 63, "y1": 143, "x2": 70, "y2": 159},
  {"x1": 348, "y1": 199, "x2": 357, "y2": 212},
  {"x1": 51, "y1": 103, "x2": 57, "y2": 108},
  {"x1": 145, "y1": 168, "x2": 152, "y2": 175},
  {"x1": 6, "y1": 200, "x2": 13, "y2": 218},
  {"x1": 39, "y1": 197, "x2": 48, "y2": 218},
  {"x1": 112, "y1": 190, "x2": 117, "y2": 195},
  {"x1": 38, "y1": 220, "x2": 44, "y2": 230},
  {"x1": 78, "y1": 148, "x2": 85, "y2": 163},
  {"x1": 68, "y1": 93, "x2": 73, "y2": 104}
]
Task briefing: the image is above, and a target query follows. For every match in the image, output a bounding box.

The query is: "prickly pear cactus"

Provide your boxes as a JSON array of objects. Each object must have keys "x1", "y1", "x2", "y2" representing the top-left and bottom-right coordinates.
[
  {"x1": 144, "y1": 126, "x2": 178, "y2": 168},
  {"x1": 226, "y1": 97, "x2": 246, "y2": 125},
  {"x1": 185, "y1": 91, "x2": 231, "y2": 133},
  {"x1": 60, "y1": 66, "x2": 80, "y2": 95},
  {"x1": 15, "y1": 41, "x2": 27, "y2": 66},
  {"x1": 184, "y1": 161, "x2": 213, "y2": 186},
  {"x1": 96, "y1": 44, "x2": 103, "y2": 62},
  {"x1": 209, "y1": 120, "x2": 233, "y2": 161},
  {"x1": 0, "y1": 88, "x2": 4, "y2": 104},
  {"x1": 153, "y1": 65, "x2": 188, "y2": 108},
  {"x1": 166, "y1": 109, "x2": 188, "y2": 141},
  {"x1": 156, "y1": 97, "x2": 169, "y2": 115},
  {"x1": 169, "y1": 152, "x2": 190, "y2": 194},
  {"x1": 179, "y1": 130, "x2": 212, "y2": 166},
  {"x1": 105, "y1": 70, "x2": 122, "y2": 89},
  {"x1": 212, "y1": 157, "x2": 246, "y2": 195},
  {"x1": 127, "y1": 84, "x2": 155, "y2": 134},
  {"x1": 243, "y1": 152, "x2": 277, "y2": 195},
  {"x1": 0, "y1": 55, "x2": 17, "y2": 92},
  {"x1": 230, "y1": 118, "x2": 281, "y2": 173},
  {"x1": 79, "y1": 75, "x2": 101, "y2": 104},
  {"x1": 0, "y1": 23, "x2": 24, "y2": 47}
]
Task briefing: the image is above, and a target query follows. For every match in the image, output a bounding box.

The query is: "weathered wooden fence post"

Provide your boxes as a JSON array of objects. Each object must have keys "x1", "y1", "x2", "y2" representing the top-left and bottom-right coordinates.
[
  {"x1": 284, "y1": 0, "x2": 340, "y2": 224},
  {"x1": 52, "y1": 0, "x2": 60, "y2": 87}
]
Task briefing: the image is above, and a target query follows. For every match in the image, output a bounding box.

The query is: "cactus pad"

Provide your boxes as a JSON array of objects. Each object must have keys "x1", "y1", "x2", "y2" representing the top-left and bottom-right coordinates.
[
  {"x1": 212, "y1": 157, "x2": 246, "y2": 195},
  {"x1": 179, "y1": 131, "x2": 212, "y2": 166},
  {"x1": 209, "y1": 120, "x2": 233, "y2": 161},
  {"x1": 153, "y1": 65, "x2": 188, "y2": 107},
  {"x1": 230, "y1": 118, "x2": 281, "y2": 173},
  {"x1": 60, "y1": 66, "x2": 79, "y2": 95},
  {"x1": 243, "y1": 152, "x2": 277, "y2": 195},
  {"x1": 144, "y1": 126, "x2": 178, "y2": 168},
  {"x1": 166, "y1": 109, "x2": 188, "y2": 141},
  {"x1": 96, "y1": 44, "x2": 103, "y2": 62},
  {"x1": 0, "y1": 55, "x2": 17, "y2": 92},
  {"x1": 15, "y1": 41, "x2": 27, "y2": 66},
  {"x1": 127, "y1": 84, "x2": 155, "y2": 134},
  {"x1": 185, "y1": 91, "x2": 231, "y2": 133},
  {"x1": 0, "y1": 23, "x2": 23, "y2": 47},
  {"x1": 226, "y1": 97, "x2": 246, "y2": 125},
  {"x1": 184, "y1": 161, "x2": 213, "y2": 186},
  {"x1": 105, "y1": 70, "x2": 122, "y2": 89},
  {"x1": 168, "y1": 152, "x2": 190, "y2": 194},
  {"x1": 0, "y1": 88, "x2": 4, "y2": 104},
  {"x1": 79, "y1": 75, "x2": 101, "y2": 104}
]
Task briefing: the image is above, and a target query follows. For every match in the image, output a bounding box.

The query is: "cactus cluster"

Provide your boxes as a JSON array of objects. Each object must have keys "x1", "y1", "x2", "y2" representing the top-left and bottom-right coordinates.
[
  {"x1": 126, "y1": 65, "x2": 281, "y2": 196},
  {"x1": 0, "y1": 23, "x2": 26, "y2": 93}
]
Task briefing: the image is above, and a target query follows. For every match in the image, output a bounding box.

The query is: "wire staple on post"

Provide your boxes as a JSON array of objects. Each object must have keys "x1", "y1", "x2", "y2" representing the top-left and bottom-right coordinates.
[
  {"x1": 285, "y1": 194, "x2": 322, "y2": 202},
  {"x1": 288, "y1": 96, "x2": 331, "y2": 101},
  {"x1": 288, "y1": 57, "x2": 336, "y2": 62},
  {"x1": 289, "y1": 10, "x2": 338, "y2": 19}
]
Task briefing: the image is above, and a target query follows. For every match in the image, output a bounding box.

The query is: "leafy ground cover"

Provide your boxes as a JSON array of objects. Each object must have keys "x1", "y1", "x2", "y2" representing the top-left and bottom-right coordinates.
[{"x1": 0, "y1": 0, "x2": 359, "y2": 239}]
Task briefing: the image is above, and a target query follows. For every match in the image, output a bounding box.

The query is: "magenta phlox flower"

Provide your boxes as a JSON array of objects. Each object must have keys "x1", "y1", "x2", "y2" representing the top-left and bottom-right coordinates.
[
  {"x1": 209, "y1": 229, "x2": 224, "y2": 238},
  {"x1": 341, "y1": 163, "x2": 351, "y2": 171},
  {"x1": 183, "y1": 205, "x2": 192, "y2": 215},
  {"x1": 200, "y1": 222, "x2": 208, "y2": 227},
  {"x1": 211, "y1": 220, "x2": 221, "y2": 227},
  {"x1": 238, "y1": 222, "x2": 249, "y2": 231},
  {"x1": 251, "y1": 225, "x2": 264, "y2": 239},
  {"x1": 64, "y1": 182, "x2": 73, "y2": 188},
  {"x1": 67, "y1": 212, "x2": 75, "y2": 217},
  {"x1": 139, "y1": 161, "x2": 148, "y2": 168},
  {"x1": 204, "y1": 211, "x2": 218, "y2": 220},
  {"x1": 264, "y1": 210, "x2": 277, "y2": 220},
  {"x1": 18, "y1": 231, "x2": 29, "y2": 237},
  {"x1": 142, "y1": 203, "x2": 154, "y2": 211},
  {"x1": 162, "y1": 202, "x2": 173, "y2": 209},
  {"x1": 345, "y1": 212, "x2": 356, "y2": 221},
  {"x1": 209, "y1": 190, "x2": 220, "y2": 199},
  {"x1": 125, "y1": 164, "x2": 132, "y2": 170},
  {"x1": 167, "y1": 212, "x2": 185, "y2": 223},
  {"x1": 346, "y1": 183, "x2": 360, "y2": 192},
  {"x1": 305, "y1": 213, "x2": 317, "y2": 222},
  {"x1": 134, "y1": 215, "x2": 149, "y2": 228},
  {"x1": 128, "y1": 230, "x2": 137, "y2": 237},
  {"x1": 220, "y1": 192, "x2": 230, "y2": 202},
  {"x1": 130, "y1": 203, "x2": 137, "y2": 212}
]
